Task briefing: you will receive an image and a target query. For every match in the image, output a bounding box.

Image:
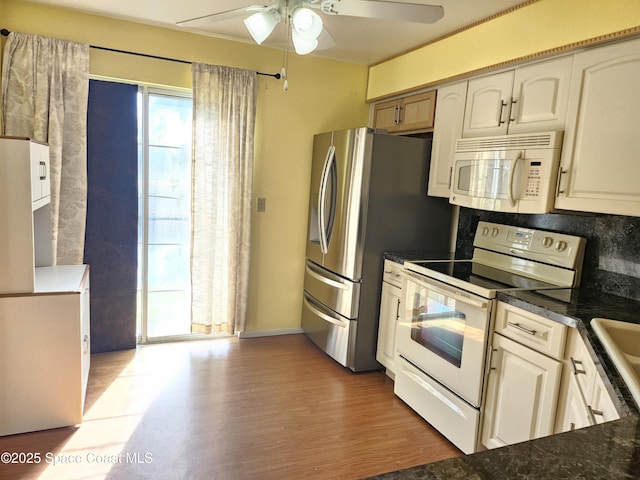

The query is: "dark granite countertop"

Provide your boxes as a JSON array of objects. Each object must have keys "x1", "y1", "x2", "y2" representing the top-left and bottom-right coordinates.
[{"x1": 373, "y1": 253, "x2": 640, "y2": 480}]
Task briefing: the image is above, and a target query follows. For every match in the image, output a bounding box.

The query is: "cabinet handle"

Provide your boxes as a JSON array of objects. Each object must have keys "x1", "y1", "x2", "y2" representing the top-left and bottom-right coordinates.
[
  {"x1": 570, "y1": 357, "x2": 586, "y2": 375},
  {"x1": 395, "y1": 298, "x2": 401, "y2": 321},
  {"x1": 507, "y1": 321, "x2": 537, "y2": 336},
  {"x1": 39, "y1": 161, "x2": 47, "y2": 180},
  {"x1": 588, "y1": 406, "x2": 603, "y2": 424},
  {"x1": 448, "y1": 166, "x2": 453, "y2": 189},
  {"x1": 395, "y1": 104, "x2": 403, "y2": 125},
  {"x1": 488, "y1": 347, "x2": 498, "y2": 371},
  {"x1": 83, "y1": 334, "x2": 89, "y2": 354},
  {"x1": 499, "y1": 100, "x2": 508, "y2": 125},
  {"x1": 570, "y1": 422, "x2": 576, "y2": 431},
  {"x1": 556, "y1": 167, "x2": 568, "y2": 195},
  {"x1": 509, "y1": 98, "x2": 518, "y2": 123}
]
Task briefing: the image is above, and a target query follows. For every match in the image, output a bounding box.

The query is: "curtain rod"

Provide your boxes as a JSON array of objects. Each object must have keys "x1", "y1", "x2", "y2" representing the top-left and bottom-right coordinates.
[{"x1": 0, "y1": 29, "x2": 281, "y2": 79}]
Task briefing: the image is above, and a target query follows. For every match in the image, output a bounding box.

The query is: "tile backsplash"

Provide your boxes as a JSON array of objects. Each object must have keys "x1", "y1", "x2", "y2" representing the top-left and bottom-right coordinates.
[{"x1": 455, "y1": 208, "x2": 640, "y2": 302}]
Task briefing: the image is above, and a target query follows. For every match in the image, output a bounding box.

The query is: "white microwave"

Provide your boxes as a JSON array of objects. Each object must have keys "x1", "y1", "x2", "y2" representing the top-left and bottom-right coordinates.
[{"x1": 450, "y1": 131, "x2": 563, "y2": 214}]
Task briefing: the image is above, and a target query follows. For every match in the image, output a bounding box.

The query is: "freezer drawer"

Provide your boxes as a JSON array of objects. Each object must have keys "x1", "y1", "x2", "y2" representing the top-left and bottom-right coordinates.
[
  {"x1": 302, "y1": 291, "x2": 356, "y2": 368},
  {"x1": 304, "y1": 260, "x2": 360, "y2": 319}
]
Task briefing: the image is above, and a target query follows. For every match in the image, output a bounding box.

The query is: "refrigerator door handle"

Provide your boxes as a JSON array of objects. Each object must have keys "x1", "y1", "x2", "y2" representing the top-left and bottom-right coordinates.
[
  {"x1": 303, "y1": 293, "x2": 348, "y2": 328},
  {"x1": 318, "y1": 144, "x2": 336, "y2": 254},
  {"x1": 305, "y1": 261, "x2": 350, "y2": 290}
]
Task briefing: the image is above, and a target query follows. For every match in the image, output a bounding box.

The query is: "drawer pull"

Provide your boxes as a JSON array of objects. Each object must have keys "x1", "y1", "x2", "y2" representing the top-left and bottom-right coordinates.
[
  {"x1": 590, "y1": 408, "x2": 604, "y2": 417},
  {"x1": 507, "y1": 321, "x2": 537, "y2": 336},
  {"x1": 570, "y1": 357, "x2": 586, "y2": 375}
]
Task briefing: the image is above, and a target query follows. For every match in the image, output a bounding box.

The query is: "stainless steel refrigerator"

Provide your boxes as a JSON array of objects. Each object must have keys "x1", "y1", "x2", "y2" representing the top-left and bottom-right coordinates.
[{"x1": 302, "y1": 127, "x2": 453, "y2": 372}]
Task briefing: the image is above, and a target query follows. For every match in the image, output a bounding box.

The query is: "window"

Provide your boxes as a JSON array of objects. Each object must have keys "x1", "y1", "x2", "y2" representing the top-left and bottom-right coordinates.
[{"x1": 137, "y1": 87, "x2": 193, "y2": 341}]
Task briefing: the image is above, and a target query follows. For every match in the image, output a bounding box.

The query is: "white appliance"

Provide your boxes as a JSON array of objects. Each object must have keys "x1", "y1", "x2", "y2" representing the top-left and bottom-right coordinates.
[
  {"x1": 302, "y1": 127, "x2": 452, "y2": 372},
  {"x1": 394, "y1": 221, "x2": 586, "y2": 454},
  {"x1": 450, "y1": 131, "x2": 563, "y2": 213}
]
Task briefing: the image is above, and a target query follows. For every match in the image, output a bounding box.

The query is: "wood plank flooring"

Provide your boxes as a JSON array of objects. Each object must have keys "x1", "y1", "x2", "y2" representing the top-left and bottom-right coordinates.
[{"x1": 0, "y1": 334, "x2": 461, "y2": 480}]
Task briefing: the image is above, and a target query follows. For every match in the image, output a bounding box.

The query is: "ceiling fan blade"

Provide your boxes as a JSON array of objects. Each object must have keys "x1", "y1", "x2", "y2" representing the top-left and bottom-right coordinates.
[
  {"x1": 177, "y1": 5, "x2": 271, "y2": 27},
  {"x1": 320, "y1": 0, "x2": 444, "y2": 24},
  {"x1": 316, "y1": 27, "x2": 336, "y2": 51}
]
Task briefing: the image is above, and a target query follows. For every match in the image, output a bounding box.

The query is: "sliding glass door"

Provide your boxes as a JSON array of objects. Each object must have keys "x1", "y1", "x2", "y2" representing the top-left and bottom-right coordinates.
[{"x1": 137, "y1": 87, "x2": 193, "y2": 341}]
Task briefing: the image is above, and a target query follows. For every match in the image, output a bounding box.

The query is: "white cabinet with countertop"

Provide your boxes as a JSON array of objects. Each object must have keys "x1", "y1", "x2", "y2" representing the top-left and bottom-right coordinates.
[
  {"x1": 428, "y1": 82, "x2": 467, "y2": 197},
  {"x1": 463, "y1": 56, "x2": 572, "y2": 138},
  {"x1": 555, "y1": 327, "x2": 620, "y2": 433},
  {"x1": 481, "y1": 302, "x2": 565, "y2": 449},
  {"x1": 555, "y1": 37, "x2": 640, "y2": 217},
  {"x1": 0, "y1": 265, "x2": 91, "y2": 436},
  {"x1": 0, "y1": 136, "x2": 53, "y2": 294},
  {"x1": 376, "y1": 259, "x2": 403, "y2": 378}
]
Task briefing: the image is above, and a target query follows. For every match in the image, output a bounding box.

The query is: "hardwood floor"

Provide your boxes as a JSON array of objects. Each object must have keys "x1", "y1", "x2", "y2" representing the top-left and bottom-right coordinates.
[{"x1": 0, "y1": 334, "x2": 461, "y2": 480}]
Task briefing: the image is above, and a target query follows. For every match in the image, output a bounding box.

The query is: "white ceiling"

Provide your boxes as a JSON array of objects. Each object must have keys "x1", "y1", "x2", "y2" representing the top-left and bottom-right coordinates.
[{"x1": 24, "y1": 0, "x2": 528, "y2": 64}]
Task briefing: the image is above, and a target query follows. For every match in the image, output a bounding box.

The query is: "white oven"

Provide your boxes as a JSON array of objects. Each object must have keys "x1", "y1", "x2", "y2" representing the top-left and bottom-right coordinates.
[
  {"x1": 393, "y1": 221, "x2": 586, "y2": 455},
  {"x1": 396, "y1": 270, "x2": 491, "y2": 407}
]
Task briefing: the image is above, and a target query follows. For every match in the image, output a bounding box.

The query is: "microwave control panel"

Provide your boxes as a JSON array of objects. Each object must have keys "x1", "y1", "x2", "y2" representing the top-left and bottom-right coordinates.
[{"x1": 524, "y1": 161, "x2": 542, "y2": 197}]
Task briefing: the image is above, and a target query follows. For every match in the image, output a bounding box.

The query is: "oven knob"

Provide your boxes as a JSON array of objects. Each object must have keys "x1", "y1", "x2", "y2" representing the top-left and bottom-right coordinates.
[
  {"x1": 555, "y1": 240, "x2": 568, "y2": 252},
  {"x1": 543, "y1": 236, "x2": 553, "y2": 248},
  {"x1": 491, "y1": 227, "x2": 499, "y2": 237}
]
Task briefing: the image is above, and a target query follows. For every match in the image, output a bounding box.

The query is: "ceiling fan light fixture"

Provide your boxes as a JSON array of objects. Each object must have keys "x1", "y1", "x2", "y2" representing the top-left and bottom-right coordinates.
[
  {"x1": 292, "y1": 30, "x2": 319, "y2": 55},
  {"x1": 244, "y1": 9, "x2": 281, "y2": 45},
  {"x1": 291, "y1": 7, "x2": 323, "y2": 40}
]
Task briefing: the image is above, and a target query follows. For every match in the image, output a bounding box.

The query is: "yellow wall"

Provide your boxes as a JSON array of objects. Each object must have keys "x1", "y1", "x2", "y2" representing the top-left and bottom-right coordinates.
[
  {"x1": 0, "y1": 0, "x2": 369, "y2": 334},
  {"x1": 367, "y1": 0, "x2": 640, "y2": 101}
]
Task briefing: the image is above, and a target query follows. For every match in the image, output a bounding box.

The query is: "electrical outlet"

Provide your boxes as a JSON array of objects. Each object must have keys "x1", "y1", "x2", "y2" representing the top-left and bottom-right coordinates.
[{"x1": 257, "y1": 197, "x2": 266, "y2": 212}]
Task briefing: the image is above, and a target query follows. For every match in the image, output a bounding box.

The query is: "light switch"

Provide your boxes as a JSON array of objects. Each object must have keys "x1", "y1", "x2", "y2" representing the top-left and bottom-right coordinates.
[{"x1": 257, "y1": 197, "x2": 266, "y2": 212}]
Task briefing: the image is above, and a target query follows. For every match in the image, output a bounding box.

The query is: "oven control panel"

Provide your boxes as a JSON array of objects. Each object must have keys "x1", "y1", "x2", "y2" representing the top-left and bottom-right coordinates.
[{"x1": 474, "y1": 221, "x2": 586, "y2": 269}]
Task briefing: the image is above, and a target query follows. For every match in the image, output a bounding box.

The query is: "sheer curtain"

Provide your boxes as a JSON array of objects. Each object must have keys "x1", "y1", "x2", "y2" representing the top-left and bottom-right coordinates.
[
  {"x1": 1, "y1": 32, "x2": 90, "y2": 265},
  {"x1": 191, "y1": 63, "x2": 257, "y2": 335}
]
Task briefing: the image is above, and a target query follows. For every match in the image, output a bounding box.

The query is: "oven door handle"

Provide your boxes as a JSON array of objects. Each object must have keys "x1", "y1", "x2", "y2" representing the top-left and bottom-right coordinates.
[{"x1": 400, "y1": 270, "x2": 488, "y2": 309}]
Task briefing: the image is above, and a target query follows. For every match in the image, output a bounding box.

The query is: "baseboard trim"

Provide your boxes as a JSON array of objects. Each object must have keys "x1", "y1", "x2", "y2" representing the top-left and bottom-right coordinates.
[{"x1": 237, "y1": 328, "x2": 305, "y2": 339}]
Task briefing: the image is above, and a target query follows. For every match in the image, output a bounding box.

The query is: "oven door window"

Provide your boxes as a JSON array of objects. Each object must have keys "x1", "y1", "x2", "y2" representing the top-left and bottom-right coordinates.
[{"x1": 409, "y1": 289, "x2": 465, "y2": 368}]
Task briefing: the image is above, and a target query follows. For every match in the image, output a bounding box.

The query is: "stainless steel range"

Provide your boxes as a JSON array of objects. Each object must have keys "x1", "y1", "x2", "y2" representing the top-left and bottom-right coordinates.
[{"x1": 394, "y1": 221, "x2": 586, "y2": 454}]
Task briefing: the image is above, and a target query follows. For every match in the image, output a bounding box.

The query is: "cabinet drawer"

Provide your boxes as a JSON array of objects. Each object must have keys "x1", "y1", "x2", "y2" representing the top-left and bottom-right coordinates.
[
  {"x1": 382, "y1": 259, "x2": 403, "y2": 288},
  {"x1": 495, "y1": 302, "x2": 567, "y2": 359}
]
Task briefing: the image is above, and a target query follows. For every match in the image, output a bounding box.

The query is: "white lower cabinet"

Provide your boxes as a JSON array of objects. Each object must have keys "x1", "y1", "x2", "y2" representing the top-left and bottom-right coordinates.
[
  {"x1": 555, "y1": 327, "x2": 620, "y2": 433},
  {"x1": 0, "y1": 265, "x2": 90, "y2": 436},
  {"x1": 376, "y1": 260, "x2": 402, "y2": 377},
  {"x1": 481, "y1": 333, "x2": 562, "y2": 449}
]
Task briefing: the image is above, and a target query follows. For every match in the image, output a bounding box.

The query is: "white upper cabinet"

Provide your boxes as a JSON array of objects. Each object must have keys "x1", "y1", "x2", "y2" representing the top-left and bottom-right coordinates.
[
  {"x1": 463, "y1": 56, "x2": 573, "y2": 137},
  {"x1": 30, "y1": 142, "x2": 51, "y2": 209},
  {"x1": 555, "y1": 37, "x2": 640, "y2": 216},
  {"x1": 509, "y1": 56, "x2": 573, "y2": 134},
  {"x1": 428, "y1": 82, "x2": 467, "y2": 197},
  {"x1": 463, "y1": 71, "x2": 513, "y2": 137},
  {"x1": 0, "y1": 137, "x2": 53, "y2": 293}
]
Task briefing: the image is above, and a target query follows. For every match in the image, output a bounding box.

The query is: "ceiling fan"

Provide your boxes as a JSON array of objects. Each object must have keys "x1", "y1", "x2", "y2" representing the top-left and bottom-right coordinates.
[{"x1": 177, "y1": 0, "x2": 445, "y2": 55}]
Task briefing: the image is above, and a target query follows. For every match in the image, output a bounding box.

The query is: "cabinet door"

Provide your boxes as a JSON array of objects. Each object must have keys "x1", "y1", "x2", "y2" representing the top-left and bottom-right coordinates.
[
  {"x1": 555, "y1": 366, "x2": 593, "y2": 433},
  {"x1": 376, "y1": 281, "x2": 401, "y2": 375},
  {"x1": 590, "y1": 372, "x2": 620, "y2": 424},
  {"x1": 481, "y1": 334, "x2": 562, "y2": 449},
  {"x1": 463, "y1": 71, "x2": 514, "y2": 137},
  {"x1": 373, "y1": 99, "x2": 401, "y2": 132},
  {"x1": 400, "y1": 91, "x2": 436, "y2": 133},
  {"x1": 509, "y1": 56, "x2": 573, "y2": 134},
  {"x1": 428, "y1": 82, "x2": 467, "y2": 197},
  {"x1": 556, "y1": 38, "x2": 640, "y2": 216}
]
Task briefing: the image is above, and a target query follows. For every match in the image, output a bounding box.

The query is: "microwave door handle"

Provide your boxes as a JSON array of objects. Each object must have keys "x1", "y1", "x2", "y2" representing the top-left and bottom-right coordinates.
[
  {"x1": 508, "y1": 152, "x2": 523, "y2": 207},
  {"x1": 318, "y1": 145, "x2": 336, "y2": 254}
]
